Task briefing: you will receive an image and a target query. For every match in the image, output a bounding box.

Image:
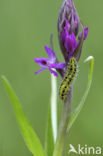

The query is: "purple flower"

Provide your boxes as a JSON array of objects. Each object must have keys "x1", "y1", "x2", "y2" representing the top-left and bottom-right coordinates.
[
  {"x1": 57, "y1": 0, "x2": 80, "y2": 61},
  {"x1": 78, "y1": 27, "x2": 89, "y2": 40},
  {"x1": 58, "y1": 0, "x2": 80, "y2": 37},
  {"x1": 58, "y1": 0, "x2": 89, "y2": 62},
  {"x1": 34, "y1": 45, "x2": 65, "y2": 77},
  {"x1": 61, "y1": 20, "x2": 77, "y2": 59},
  {"x1": 61, "y1": 20, "x2": 88, "y2": 60}
]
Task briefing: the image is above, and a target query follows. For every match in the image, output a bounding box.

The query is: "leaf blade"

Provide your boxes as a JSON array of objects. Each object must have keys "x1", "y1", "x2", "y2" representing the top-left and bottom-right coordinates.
[{"x1": 2, "y1": 76, "x2": 46, "y2": 156}]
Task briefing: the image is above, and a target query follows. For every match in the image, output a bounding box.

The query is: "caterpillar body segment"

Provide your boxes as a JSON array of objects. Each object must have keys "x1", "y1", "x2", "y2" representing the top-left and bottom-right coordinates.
[{"x1": 59, "y1": 57, "x2": 78, "y2": 100}]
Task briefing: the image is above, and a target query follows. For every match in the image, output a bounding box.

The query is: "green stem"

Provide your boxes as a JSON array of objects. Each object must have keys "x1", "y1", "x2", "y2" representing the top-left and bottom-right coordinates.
[
  {"x1": 51, "y1": 74, "x2": 57, "y2": 142},
  {"x1": 53, "y1": 87, "x2": 73, "y2": 156}
]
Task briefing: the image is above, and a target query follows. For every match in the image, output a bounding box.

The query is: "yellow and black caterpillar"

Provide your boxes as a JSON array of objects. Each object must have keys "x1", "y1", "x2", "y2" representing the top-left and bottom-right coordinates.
[{"x1": 59, "y1": 57, "x2": 78, "y2": 100}]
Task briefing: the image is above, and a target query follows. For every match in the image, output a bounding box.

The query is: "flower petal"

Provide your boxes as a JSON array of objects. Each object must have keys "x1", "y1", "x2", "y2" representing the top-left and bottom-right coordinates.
[
  {"x1": 78, "y1": 27, "x2": 89, "y2": 40},
  {"x1": 61, "y1": 20, "x2": 70, "y2": 43},
  {"x1": 50, "y1": 63, "x2": 65, "y2": 69},
  {"x1": 34, "y1": 58, "x2": 49, "y2": 68},
  {"x1": 65, "y1": 32, "x2": 77, "y2": 53},
  {"x1": 49, "y1": 67, "x2": 58, "y2": 77},
  {"x1": 45, "y1": 45, "x2": 56, "y2": 60},
  {"x1": 35, "y1": 68, "x2": 45, "y2": 74}
]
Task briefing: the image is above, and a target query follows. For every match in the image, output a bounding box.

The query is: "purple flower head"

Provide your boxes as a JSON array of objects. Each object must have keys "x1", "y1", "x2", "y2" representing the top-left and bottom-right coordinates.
[
  {"x1": 61, "y1": 19, "x2": 77, "y2": 59},
  {"x1": 60, "y1": 19, "x2": 88, "y2": 61},
  {"x1": 58, "y1": 0, "x2": 89, "y2": 62},
  {"x1": 34, "y1": 45, "x2": 65, "y2": 77},
  {"x1": 58, "y1": 0, "x2": 80, "y2": 38},
  {"x1": 34, "y1": 0, "x2": 89, "y2": 78}
]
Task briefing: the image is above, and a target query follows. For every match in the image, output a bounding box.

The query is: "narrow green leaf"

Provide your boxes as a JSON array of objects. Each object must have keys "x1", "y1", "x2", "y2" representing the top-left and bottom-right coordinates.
[
  {"x1": 2, "y1": 76, "x2": 46, "y2": 156},
  {"x1": 45, "y1": 104, "x2": 54, "y2": 156},
  {"x1": 67, "y1": 56, "x2": 94, "y2": 132}
]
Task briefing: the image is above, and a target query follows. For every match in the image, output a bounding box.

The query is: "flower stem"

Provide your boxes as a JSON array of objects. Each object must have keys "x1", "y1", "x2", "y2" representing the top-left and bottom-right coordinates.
[
  {"x1": 53, "y1": 87, "x2": 73, "y2": 156},
  {"x1": 51, "y1": 74, "x2": 57, "y2": 142}
]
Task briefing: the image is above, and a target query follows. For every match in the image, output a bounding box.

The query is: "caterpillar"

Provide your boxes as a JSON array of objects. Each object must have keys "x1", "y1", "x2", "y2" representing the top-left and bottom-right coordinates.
[{"x1": 59, "y1": 57, "x2": 78, "y2": 100}]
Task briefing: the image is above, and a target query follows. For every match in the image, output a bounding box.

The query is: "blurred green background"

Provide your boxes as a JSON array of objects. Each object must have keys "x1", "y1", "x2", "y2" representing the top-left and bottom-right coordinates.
[{"x1": 0, "y1": 0, "x2": 103, "y2": 155}]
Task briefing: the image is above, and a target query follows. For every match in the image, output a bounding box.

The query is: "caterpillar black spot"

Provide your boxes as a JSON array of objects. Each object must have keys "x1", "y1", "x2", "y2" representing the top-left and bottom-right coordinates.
[{"x1": 59, "y1": 57, "x2": 78, "y2": 100}]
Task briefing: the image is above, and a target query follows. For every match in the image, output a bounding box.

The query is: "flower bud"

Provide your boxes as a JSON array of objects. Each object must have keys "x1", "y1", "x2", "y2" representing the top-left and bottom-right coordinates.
[
  {"x1": 58, "y1": 0, "x2": 80, "y2": 37},
  {"x1": 57, "y1": 0, "x2": 88, "y2": 63}
]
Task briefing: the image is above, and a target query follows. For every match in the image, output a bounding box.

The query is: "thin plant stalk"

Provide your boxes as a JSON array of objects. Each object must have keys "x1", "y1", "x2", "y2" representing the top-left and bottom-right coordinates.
[
  {"x1": 53, "y1": 86, "x2": 73, "y2": 156},
  {"x1": 51, "y1": 74, "x2": 58, "y2": 142}
]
